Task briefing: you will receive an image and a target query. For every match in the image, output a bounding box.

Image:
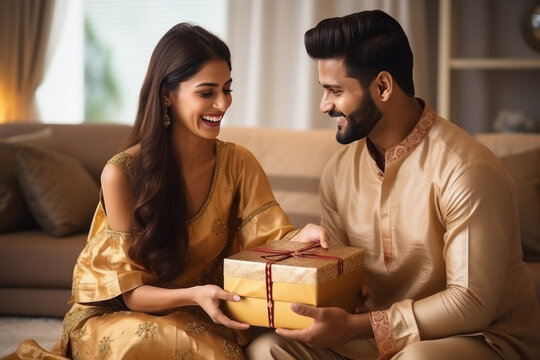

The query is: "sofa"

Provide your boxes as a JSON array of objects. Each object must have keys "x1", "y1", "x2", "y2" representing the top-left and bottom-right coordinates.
[{"x1": 0, "y1": 122, "x2": 539, "y2": 318}]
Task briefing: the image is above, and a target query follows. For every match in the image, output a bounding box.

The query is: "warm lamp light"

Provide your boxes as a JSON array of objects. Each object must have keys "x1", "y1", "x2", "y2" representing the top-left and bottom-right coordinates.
[
  {"x1": 0, "y1": 83, "x2": 8, "y2": 123},
  {"x1": 0, "y1": 83, "x2": 14, "y2": 124},
  {"x1": 0, "y1": 96, "x2": 7, "y2": 124}
]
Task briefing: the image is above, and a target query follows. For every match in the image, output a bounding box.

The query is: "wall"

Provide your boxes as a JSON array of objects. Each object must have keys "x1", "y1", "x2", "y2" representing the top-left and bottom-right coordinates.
[{"x1": 452, "y1": 0, "x2": 540, "y2": 134}]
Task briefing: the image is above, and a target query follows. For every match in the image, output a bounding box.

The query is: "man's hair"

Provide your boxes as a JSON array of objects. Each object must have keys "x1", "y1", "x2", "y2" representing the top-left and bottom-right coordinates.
[{"x1": 305, "y1": 10, "x2": 415, "y2": 96}]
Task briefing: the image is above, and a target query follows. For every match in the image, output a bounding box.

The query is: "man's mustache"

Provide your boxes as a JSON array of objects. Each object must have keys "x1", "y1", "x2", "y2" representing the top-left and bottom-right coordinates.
[{"x1": 329, "y1": 110, "x2": 345, "y2": 118}]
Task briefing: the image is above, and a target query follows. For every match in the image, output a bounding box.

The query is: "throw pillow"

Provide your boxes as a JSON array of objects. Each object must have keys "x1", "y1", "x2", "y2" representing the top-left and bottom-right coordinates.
[
  {"x1": 0, "y1": 128, "x2": 56, "y2": 233},
  {"x1": 11, "y1": 143, "x2": 99, "y2": 237},
  {"x1": 499, "y1": 148, "x2": 540, "y2": 261}
]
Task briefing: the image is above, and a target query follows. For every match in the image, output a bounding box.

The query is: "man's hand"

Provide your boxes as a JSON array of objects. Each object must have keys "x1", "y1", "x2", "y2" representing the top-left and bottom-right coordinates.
[
  {"x1": 353, "y1": 286, "x2": 371, "y2": 314},
  {"x1": 275, "y1": 303, "x2": 373, "y2": 348},
  {"x1": 291, "y1": 223, "x2": 329, "y2": 248}
]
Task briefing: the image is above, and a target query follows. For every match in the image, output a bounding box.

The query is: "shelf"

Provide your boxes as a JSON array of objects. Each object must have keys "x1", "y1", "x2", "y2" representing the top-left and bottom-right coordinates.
[
  {"x1": 450, "y1": 58, "x2": 540, "y2": 70},
  {"x1": 437, "y1": 0, "x2": 540, "y2": 121}
]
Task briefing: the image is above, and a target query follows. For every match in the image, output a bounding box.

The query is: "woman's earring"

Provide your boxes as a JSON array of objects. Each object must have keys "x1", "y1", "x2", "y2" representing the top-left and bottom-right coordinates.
[{"x1": 163, "y1": 103, "x2": 171, "y2": 128}]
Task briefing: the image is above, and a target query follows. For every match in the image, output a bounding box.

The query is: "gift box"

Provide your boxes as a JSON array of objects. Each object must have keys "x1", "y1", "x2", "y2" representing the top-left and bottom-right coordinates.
[{"x1": 223, "y1": 239, "x2": 363, "y2": 329}]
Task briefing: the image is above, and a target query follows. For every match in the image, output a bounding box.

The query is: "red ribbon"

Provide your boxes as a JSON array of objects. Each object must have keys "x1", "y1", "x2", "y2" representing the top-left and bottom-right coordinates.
[{"x1": 253, "y1": 242, "x2": 344, "y2": 328}]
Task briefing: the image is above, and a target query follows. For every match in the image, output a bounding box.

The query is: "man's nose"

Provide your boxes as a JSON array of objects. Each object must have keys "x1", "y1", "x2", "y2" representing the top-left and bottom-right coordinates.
[{"x1": 319, "y1": 94, "x2": 334, "y2": 113}]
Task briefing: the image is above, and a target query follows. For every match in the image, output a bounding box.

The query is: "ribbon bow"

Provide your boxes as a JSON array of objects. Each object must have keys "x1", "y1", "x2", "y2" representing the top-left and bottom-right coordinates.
[{"x1": 253, "y1": 242, "x2": 344, "y2": 328}]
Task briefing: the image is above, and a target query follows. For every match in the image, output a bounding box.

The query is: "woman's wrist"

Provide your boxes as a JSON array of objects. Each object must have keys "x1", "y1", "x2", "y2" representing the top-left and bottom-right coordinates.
[
  {"x1": 187, "y1": 285, "x2": 203, "y2": 306},
  {"x1": 157, "y1": 286, "x2": 200, "y2": 311}
]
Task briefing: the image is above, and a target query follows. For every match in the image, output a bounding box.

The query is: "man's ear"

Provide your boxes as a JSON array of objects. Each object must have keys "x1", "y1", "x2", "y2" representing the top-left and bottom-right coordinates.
[{"x1": 373, "y1": 71, "x2": 393, "y2": 102}]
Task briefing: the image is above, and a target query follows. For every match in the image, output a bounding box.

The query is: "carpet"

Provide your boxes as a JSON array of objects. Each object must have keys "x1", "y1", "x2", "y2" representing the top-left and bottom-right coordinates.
[{"x1": 0, "y1": 317, "x2": 63, "y2": 357}]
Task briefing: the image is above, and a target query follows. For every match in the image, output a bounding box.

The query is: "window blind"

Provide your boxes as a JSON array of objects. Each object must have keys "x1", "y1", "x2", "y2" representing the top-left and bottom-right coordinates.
[{"x1": 84, "y1": 0, "x2": 227, "y2": 123}]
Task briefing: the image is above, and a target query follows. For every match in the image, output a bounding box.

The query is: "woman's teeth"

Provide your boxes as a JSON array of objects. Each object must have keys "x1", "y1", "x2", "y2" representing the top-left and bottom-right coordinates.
[{"x1": 201, "y1": 115, "x2": 223, "y2": 122}]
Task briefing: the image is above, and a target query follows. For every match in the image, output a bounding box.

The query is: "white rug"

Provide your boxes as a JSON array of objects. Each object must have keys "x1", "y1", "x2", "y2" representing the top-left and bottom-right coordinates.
[{"x1": 0, "y1": 317, "x2": 63, "y2": 357}]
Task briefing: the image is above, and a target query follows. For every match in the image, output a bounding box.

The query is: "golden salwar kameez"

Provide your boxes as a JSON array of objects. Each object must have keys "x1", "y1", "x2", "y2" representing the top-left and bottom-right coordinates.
[{"x1": 6, "y1": 139, "x2": 295, "y2": 360}]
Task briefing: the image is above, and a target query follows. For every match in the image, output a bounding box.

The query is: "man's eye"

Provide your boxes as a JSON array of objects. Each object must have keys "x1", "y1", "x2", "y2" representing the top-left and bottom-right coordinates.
[{"x1": 330, "y1": 89, "x2": 342, "y2": 95}]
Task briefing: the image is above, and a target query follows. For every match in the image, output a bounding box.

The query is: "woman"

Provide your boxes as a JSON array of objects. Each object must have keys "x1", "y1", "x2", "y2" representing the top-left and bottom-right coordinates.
[{"x1": 8, "y1": 23, "x2": 326, "y2": 360}]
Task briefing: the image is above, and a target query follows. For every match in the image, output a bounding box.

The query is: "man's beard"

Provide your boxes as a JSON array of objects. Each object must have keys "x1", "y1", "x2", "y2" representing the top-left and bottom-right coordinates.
[{"x1": 332, "y1": 93, "x2": 382, "y2": 145}]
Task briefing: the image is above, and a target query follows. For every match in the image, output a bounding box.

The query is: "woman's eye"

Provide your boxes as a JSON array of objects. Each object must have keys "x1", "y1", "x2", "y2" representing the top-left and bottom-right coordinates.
[
  {"x1": 223, "y1": 89, "x2": 233, "y2": 94},
  {"x1": 199, "y1": 92, "x2": 213, "y2": 98}
]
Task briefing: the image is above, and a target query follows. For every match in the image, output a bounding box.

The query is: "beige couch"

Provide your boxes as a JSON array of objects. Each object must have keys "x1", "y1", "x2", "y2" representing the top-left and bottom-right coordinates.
[{"x1": 0, "y1": 123, "x2": 538, "y2": 318}]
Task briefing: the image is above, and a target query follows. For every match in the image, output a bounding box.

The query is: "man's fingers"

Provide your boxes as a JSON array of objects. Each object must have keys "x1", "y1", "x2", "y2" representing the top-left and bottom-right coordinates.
[
  {"x1": 353, "y1": 305, "x2": 369, "y2": 314},
  {"x1": 275, "y1": 328, "x2": 307, "y2": 342},
  {"x1": 357, "y1": 285, "x2": 370, "y2": 305},
  {"x1": 361, "y1": 286, "x2": 370, "y2": 299}
]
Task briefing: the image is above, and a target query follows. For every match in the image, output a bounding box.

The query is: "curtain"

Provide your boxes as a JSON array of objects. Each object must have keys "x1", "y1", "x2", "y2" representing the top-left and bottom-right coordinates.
[
  {"x1": 225, "y1": 0, "x2": 428, "y2": 129},
  {"x1": 0, "y1": 0, "x2": 56, "y2": 123}
]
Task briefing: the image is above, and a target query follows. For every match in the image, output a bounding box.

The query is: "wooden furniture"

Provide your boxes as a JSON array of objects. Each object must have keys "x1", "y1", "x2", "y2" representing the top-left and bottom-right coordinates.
[{"x1": 437, "y1": 0, "x2": 540, "y2": 123}]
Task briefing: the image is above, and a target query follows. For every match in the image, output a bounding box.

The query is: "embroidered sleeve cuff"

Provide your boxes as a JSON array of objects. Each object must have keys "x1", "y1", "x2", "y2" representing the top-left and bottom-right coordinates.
[{"x1": 370, "y1": 310, "x2": 397, "y2": 360}]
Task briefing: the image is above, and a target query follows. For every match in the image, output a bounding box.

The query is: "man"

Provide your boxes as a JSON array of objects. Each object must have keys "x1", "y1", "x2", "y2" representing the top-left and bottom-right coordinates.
[{"x1": 247, "y1": 10, "x2": 540, "y2": 360}]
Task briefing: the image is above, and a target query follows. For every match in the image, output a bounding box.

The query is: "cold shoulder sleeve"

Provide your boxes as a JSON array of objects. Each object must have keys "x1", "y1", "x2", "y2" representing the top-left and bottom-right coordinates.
[
  {"x1": 70, "y1": 153, "x2": 157, "y2": 304},
  {"x1": 106, "y1": 152, "x2": 135, "y2": 178},
  {"x1": 70, "y1": 203, "x2": 157, "y2": 303}
]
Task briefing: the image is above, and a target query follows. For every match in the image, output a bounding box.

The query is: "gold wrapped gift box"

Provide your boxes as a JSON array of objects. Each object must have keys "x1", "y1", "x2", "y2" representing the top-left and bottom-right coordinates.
[{"x1": 224, "y1": 240, "x2": 363, "y2": 329}]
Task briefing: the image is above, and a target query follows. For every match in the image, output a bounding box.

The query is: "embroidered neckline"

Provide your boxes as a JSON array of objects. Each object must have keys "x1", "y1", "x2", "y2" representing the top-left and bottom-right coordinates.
[
  {"x1": 103, "y1": 142, "x2": 221, "y2": 225},
  {"x1": 385, "y1": 102, "x2": 436, "y2": 163},
  {"x1": 187, "y1": 139, "x2": 222, "y2": 223}
]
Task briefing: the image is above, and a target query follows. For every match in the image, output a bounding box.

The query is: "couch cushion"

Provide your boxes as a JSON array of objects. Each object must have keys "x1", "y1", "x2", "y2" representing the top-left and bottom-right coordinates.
[
  {"x1": 499, "y1": 149, "x2": 540, "y2": 261},
  {"x1": 12, "y1": 144, "x2": 100, "y2": 237},
  {"x1": 476, "y1": 133, "x2": 540, "y2": 262},
  {"x1": 0, "y1": 288, "x2": 72, "y2": 317},
  {"x1": 0, "y1": 230, "x2": 87, "y2": 287},
  {"x1": 475, "y1": 133, "x2": 540, "y2": 157},
  {"x1": 0, "y1": 123, "x2": 132, "y2": 182},
  {"x1": 0, "y1": 128, "x2": 56, "y2": 233}
]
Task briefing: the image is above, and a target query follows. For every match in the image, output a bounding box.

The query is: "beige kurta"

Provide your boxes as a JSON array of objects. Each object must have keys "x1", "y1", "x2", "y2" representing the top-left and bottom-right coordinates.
[
  {"x1": 6, "y1": 139, "x2": 295, "y2": 360},
  {"x1": 321, "y1": 103, "x2": 540, "y2": 360}
]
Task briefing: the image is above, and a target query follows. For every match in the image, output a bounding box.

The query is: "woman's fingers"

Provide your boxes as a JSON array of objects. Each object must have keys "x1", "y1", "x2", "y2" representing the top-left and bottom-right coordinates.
[
  {"x1": 215, "y1": 288, "x2": 241, "y2": 302},
  {"x1": 212, "y1": 309, "x2": 250, "y2": 329}
]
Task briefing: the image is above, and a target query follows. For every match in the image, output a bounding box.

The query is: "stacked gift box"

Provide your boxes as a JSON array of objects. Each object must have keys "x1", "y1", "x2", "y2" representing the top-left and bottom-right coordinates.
[{"x1": 224, "y1": 239, "x2": 364, "y2": 329}]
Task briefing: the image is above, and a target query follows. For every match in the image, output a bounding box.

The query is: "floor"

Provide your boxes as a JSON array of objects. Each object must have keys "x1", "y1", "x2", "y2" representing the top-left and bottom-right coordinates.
[{"x1": 0, "y1": 317, "x2": 63, "y2": 357}]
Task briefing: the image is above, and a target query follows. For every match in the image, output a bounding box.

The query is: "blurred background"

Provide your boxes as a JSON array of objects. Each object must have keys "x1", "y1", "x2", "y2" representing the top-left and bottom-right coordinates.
[{"x1": 0, "y1": 0, "x2": 539, "y2": 134}]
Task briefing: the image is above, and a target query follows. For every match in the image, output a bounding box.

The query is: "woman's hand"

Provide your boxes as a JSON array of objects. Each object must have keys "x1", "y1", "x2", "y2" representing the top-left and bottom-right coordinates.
[
  {"x1": 193, "y1": 285, "x2": 250, "y2": 330},
  {"x1": 291, "y1": 223, "x2": 329, "y2": 248}
]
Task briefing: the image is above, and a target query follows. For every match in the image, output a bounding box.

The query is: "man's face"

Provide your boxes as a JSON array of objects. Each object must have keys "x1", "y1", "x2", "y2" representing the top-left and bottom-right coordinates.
[{"x1": 317, "y1": 58, "x2": 381, "y2": 144}]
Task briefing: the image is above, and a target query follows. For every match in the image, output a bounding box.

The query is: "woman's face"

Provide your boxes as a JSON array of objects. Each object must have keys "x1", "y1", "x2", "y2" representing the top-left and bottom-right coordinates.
[{"x1": 166, "y1": 58, "x2": 232, "y2": 139}]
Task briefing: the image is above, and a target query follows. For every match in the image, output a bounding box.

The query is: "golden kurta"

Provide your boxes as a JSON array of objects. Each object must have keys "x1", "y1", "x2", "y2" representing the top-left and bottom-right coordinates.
[
  {"x1": 321, "y1": 103, "x2": 540, "y2": 360},
  {"x1": 6, "y1": 139, "x2": 295, "y2": 360}
]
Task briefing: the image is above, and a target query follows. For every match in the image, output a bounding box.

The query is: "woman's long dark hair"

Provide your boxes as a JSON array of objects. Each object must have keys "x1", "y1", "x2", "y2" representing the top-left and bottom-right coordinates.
[{"x1": 123, "y1": 23, "x2": 231, "y2": 282}]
